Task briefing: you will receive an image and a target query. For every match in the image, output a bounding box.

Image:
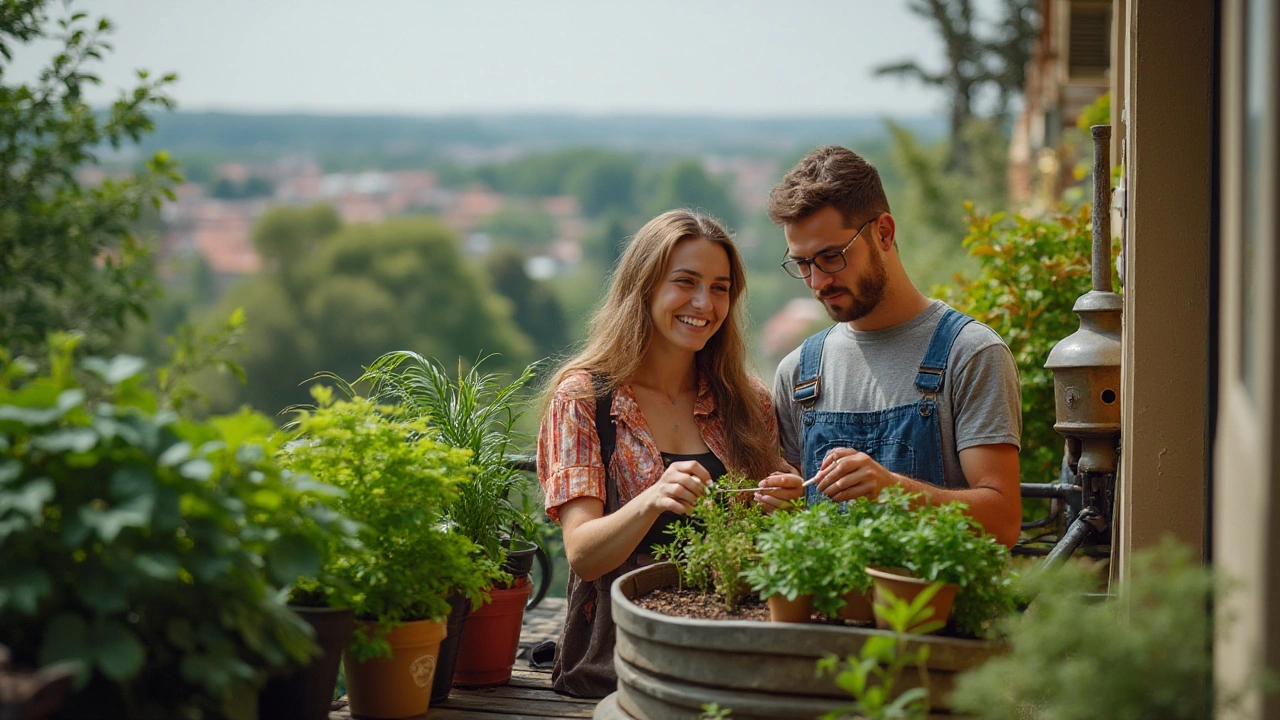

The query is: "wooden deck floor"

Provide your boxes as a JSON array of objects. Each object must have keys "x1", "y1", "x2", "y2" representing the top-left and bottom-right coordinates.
[{"x1": 331, "y1": 598, "x2": 597, "y2": 720}]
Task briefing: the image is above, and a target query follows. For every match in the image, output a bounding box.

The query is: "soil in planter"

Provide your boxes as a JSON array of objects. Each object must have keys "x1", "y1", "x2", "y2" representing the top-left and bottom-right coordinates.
[{"x1": 634, "y1": 587, "x2": 874, "y2": 627}]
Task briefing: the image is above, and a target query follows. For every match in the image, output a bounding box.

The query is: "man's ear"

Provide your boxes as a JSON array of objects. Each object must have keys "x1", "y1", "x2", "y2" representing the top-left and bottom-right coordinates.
[{"x1": 876, "y1": 213, "x2": 897, "y2": 251}]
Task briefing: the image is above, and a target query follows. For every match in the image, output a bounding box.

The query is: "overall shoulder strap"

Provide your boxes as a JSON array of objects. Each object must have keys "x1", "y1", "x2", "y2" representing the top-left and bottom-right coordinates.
[
  {"x1": 915, "y1": 307, "x2": 976, "y2": 397},
  {"x1": 793, "y1": 325, "x2": 837, "y2": 407},
  {"x1": 591, "y1": 375, "x2": 618, "y2": 510}
]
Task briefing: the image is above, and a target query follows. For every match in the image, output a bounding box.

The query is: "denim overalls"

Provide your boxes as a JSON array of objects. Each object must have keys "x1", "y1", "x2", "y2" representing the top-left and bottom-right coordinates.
[{"x1": 793, "y1": 307, "x2": 974, "y2": 505}]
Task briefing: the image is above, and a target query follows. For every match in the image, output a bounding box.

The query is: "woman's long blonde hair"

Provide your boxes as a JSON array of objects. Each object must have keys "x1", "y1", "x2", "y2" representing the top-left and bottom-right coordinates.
[{"x1": 543, "y1": 209, "x2": 776, "y2": 479}]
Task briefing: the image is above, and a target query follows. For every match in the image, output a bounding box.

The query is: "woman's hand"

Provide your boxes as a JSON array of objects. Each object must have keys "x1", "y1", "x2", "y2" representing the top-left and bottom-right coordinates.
[
  {"x1": 754, "y1": 471, "x2": 804, "y2": 512},
  {"x1": 638, "y1": 459, "x2": 710, "y2": 515}
]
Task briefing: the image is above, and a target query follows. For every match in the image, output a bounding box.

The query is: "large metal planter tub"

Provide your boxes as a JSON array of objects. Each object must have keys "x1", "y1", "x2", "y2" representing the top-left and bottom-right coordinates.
[{"x1": 594, "y1": 562, "x2": 1003, "y2": 720}]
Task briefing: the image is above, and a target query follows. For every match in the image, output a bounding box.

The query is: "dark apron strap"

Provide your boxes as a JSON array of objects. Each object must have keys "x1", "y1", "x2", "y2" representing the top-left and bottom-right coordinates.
[{"x1": 553, "y1": 375, "x2": 631, "y2": 698}]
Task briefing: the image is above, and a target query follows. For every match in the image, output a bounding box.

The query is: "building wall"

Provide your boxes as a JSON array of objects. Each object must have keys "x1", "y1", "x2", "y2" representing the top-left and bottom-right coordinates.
[{"x1": 1115, "y1": 0, "x2": 1213, "y2": 571}]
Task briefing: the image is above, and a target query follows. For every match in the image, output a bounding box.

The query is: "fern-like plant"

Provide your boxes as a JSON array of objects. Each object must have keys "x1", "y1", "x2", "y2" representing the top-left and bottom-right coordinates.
[{"x1": 357, "y1": 351, "x2": 538, "y2": 566}]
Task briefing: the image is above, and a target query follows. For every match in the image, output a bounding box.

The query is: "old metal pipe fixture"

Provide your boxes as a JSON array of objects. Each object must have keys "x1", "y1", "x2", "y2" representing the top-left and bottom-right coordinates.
[{"x1": 1041, "y1": 125, "x2": 1122, "y2": 558}]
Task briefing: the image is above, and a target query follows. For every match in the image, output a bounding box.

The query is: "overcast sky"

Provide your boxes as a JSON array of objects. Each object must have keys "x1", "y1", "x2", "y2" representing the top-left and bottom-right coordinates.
[{"x1": 8, "y1": 1, "x2": 950, "y2": 117}]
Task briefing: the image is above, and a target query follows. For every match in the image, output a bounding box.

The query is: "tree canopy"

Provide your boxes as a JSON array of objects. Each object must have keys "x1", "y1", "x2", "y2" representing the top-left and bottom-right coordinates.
[
  {"x1": 206, "y1": 211, "x2": 533, "y2": 417},
  {"x1": 0, "y1": 1, "x2": 179, "y2": 356}
]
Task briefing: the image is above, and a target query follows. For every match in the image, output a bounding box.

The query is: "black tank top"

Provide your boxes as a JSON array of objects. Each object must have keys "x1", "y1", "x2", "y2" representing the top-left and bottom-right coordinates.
[{"x1": 636, "y1": 451, "x2": 728, "y2": 553}]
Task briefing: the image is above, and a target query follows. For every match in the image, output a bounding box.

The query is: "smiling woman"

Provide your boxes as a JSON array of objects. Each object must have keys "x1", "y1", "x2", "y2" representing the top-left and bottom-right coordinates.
[{"x1": 534, "y1": 209, "x2": 789, "y2": 698}]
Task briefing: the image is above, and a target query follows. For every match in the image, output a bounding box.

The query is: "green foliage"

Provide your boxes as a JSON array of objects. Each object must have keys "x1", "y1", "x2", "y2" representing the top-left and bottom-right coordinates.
[
  {"x1": 251, "y1": 203, "x2": 341, "y2": 272},
  {"x1": 646, "y1": 158, "x2": 740, "y2": 229},
  {"x1": 952, "y1": 539, "x2": 1230, "y2": 720},
  {"x1": 0, "y1": 2, "x2": 180, "y2": 356},
  {"x1": 936, "y1": 203, "x2": 1102, "y2": 481},
  {"x1": 744, "y1": 501, "x2": 867, "y2": 617},
  {"x1": 817, "y1": 588, "x2": 939, "y2": 720},
  {"x1": 699, "y1": 701, "x2": 734, "y2": 719},
  {"x1": 567, "y1": 152, "x2": 639, "y2": 218},
  {"x1": 358, "y1": 352, "x2": 538, "y2": 567},
  {"x1": 484, "y1": 204, "x2": 557, "y2": 248},
  {"x1": 0, "y1": 334, "x2": 351, "y2": 719},
  {"x1": 207, "y1": 215, "x2": 533, "y2": 416},
  {"x1": 485, "y1": 247, "x2": 570, "y2": 362},
  {"x1": 1076, "y1": 92, "x2": 1111, "y2": 131},
  {"x1": 653, "y1": 473, "x2": 769, "y2": 611},
  {"x1": 860, "y1": 488, "x2": 1017, "y2": 638},
  {"x1": 152, "y1": 309, "x2": 247, "y2": 415},
  {"x1": 279, "y1": 384, "x2": 498, "y2": 660}
]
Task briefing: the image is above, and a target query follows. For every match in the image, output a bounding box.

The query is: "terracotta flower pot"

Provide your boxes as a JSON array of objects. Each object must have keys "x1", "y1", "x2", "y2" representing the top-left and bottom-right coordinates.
[
  {"x1": 865, "y1": 566, "x2": 958, "y2": 634},
  {"x1": 766, "y1": 593, "x2": 813, "y2": 623},
  {"x1": 836, "y1": 588, "x2": 875, "y2": 623},
  {"x1": 343, "y1": 618, "x2": 448, "y2": 719},
  {"x1": 259, "y1": 606, "x2": 355, "y2": 720},
  {"x1": 453, "y1": 577, "x2": 533, "y2": 686}
]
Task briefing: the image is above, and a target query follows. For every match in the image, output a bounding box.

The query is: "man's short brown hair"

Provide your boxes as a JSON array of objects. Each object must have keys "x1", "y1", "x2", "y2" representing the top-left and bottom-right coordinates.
[{"x1": 766, "y1": 145, "x2": 891, "y2": 227}]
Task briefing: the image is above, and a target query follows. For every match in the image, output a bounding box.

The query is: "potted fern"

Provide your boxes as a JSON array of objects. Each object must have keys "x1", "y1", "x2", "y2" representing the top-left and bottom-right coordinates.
[{"x1": 359, "y1": 352, "x2": 539, "y2": 690}]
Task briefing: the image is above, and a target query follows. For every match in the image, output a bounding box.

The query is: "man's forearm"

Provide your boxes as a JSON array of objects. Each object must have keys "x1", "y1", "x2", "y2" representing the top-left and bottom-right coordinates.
[{"x1": 893, "y1": 475, "x2": 1021, "y2": 548}]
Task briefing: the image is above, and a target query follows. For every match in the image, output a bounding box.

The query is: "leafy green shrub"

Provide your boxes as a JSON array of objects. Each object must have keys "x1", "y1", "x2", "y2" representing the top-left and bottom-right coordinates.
[
  {"x1": 358, "y1": 351, "x2": 538, "y2": 567},
  {"x1": 936, "y1": 203, "x2": 1105, "y2": 482},
  {"x1": 745, "y1": 501, "x2": 866, "y2": 617},
  {"x1": 279, "y1": 385, "x2": 501, "y2": 660},
  {"x1": 862, "y1": 488, "x2": 1017, "y2": 638},
  {"x1": 654, "y1": 473, "x2": 770, "y2": 611},
  {"x1": 0, "y1": 336, "x2": 346, "y2": 719},
  {"x1": 952, "y1": 539, "x2": 1233, "y2": 720}
]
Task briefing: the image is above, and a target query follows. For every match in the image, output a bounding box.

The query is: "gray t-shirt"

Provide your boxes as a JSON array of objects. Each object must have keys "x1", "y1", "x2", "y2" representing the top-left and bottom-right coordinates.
[{"x1": 773, "y1": 300, "x2": 1021, "y2": 489}]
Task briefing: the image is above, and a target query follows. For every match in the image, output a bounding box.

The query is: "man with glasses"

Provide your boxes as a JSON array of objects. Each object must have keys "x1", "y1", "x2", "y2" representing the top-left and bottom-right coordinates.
[{"x1": 754, "y1": 146, "x2": 1022, "y2": 547}]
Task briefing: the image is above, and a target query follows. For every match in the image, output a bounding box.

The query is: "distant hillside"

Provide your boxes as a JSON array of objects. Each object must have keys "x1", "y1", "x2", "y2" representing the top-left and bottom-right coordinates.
[{"x1": 138, "y1": 111, "x2": 946, "y2": 163}]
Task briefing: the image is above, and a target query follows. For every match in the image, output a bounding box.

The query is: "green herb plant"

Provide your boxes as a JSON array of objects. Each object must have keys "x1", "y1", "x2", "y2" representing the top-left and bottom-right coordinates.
[
  {"x1": 745, "y1": 501, "x2": 860, "y2": 616},
  {"x1": 816, "y1": 586, "x2": 941, "y2": 720},
  {"x1": 280, "y1": 384, "x2": 501, "y2": 660},
  {"x1": 861, "y1": 488, "x2": 1017, "y2": 638},
  {"x1": 358, "y1": 351, "x2": 538, "y2": 568},
  {"x1": 699, "y1": 701, "x2": 734, "y2": 719},
  {"x1": 653, "y1": 472, "x2": 769, "y2": 611},
  {"x1": 0, "y1": 335, "x2": 349, "y2": 719}
]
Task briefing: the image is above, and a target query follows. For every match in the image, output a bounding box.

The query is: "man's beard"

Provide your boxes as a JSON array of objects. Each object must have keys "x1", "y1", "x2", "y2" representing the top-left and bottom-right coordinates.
[{"x1": 816, "y1": 247, "x2": 888, "y2": 323}]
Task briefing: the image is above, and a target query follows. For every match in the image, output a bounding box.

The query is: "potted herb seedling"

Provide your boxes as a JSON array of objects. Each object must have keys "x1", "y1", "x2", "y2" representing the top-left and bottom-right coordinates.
[
  {"x1": 654, "y1": 473, "x2": 771, "y2": 611},
  {"x1": 862, "y1": 488, "x2": 1017, "y2": 637},
  {"x1": 0, "y1": 337, "x2": 341, "y2": 719},
  {"x1": 281, "y1": 384, "x2": 496, "y2": 719},
  {"x1": 747, "y1": 501, "x2": 845, "y2": 622},
  {"x1": 358, "y1": 352, "x2": 539, "y2": 690}
]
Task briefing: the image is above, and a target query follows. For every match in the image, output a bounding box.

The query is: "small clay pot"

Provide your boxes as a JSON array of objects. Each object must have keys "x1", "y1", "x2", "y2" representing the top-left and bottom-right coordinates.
[
  {"x1": 343, "y1": 617, "x2": 448, "y2": 719},
  {"x1": 865, "y1": 566, "x2": 958, "y2": 634},
  {"x1": 766, "y1": 593, "x2": 813, "y2": 623},
  {"x1": 836, "y1": 588, "x2": 875, "y2": 623}
]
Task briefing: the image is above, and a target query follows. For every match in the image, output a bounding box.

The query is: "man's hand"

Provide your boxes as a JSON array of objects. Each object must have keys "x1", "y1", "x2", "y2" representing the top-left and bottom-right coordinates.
[
  {"x1": 754, "y1": 471, "x2": 804, "y2": 512},
  {"x1": 813, "y1": 447, "x2": 900, "y2": 503}
]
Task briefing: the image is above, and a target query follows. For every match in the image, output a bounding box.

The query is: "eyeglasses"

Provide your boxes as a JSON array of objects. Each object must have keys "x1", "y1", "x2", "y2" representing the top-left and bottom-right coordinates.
[{"x1": 780, "y1": 218, "x2": 875, "y2": 279}]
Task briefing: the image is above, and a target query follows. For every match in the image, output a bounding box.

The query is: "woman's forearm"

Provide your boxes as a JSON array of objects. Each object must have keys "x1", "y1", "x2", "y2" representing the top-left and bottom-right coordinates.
[{"x1": 559, "y1": 497, "x2": 659, "y2": 582}]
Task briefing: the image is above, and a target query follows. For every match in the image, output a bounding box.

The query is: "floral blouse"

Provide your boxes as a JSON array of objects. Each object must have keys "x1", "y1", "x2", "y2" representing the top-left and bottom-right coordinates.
[{"x1": 536, "y1": 371, "x2": 778, "y2": 522}]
